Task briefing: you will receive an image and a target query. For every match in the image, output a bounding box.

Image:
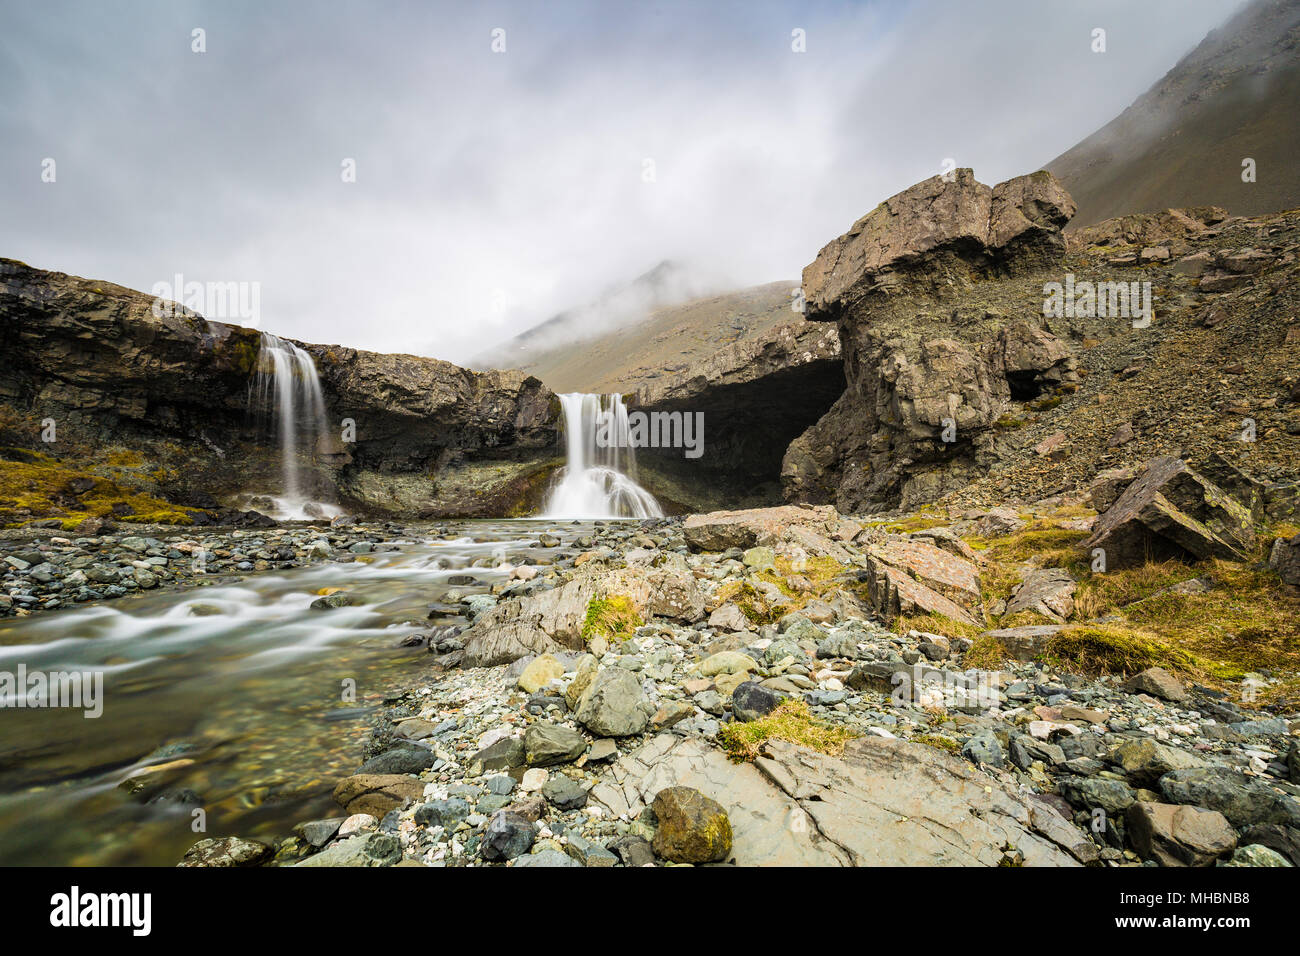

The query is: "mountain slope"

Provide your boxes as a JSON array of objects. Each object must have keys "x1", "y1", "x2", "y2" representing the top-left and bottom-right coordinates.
[{"x1": 1047, "y1": 0, "x2": 1300, "y2": 227}]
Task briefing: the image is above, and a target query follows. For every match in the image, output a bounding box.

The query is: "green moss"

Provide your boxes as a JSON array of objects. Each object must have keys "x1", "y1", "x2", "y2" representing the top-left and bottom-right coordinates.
[
  {"x1": 581, "y1": 595, "x2": 642, "y2": 643},
  {"x1": 718, "y1": 700, "x2": 856, "y2": 762},
  {"x1": 1038, "y1": 623, "x2": 1230, "y2": 679},
  {"x1": 914, "y1": 733, "x2": 960, "y2": 753}
]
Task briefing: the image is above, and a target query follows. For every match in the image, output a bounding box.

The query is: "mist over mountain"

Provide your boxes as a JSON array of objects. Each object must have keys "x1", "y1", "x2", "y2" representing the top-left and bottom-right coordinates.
[{"x1": 1048, "y1": 0, "x2": 1300, "y2": 226}]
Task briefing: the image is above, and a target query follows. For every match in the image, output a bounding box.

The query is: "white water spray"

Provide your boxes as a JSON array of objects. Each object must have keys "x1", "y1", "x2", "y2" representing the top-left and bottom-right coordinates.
[
  {"x1": 248, "y1": 332, "x2": 339, "y2": 519},
  {"x1": 544, "y1": 393, "x2": 664, "y2": 519}
]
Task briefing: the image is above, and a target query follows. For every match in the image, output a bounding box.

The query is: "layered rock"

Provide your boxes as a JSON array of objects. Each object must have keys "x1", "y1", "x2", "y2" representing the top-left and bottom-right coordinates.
[
  {"x1": 0, "y1": 258, "x2": 559, "y2": 518},
  {"x1": 783, "y1": 170, "x2": 1080, "y2": 512}
]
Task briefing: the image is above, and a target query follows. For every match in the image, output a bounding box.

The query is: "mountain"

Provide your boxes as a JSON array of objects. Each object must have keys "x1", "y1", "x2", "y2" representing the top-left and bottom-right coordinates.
[
  {"x1": 470, "y1": 259, "x2": 722, "y2": 372},
  {"x1": 1047, "y1": 0, "x2": 1300, "y2": 227}
]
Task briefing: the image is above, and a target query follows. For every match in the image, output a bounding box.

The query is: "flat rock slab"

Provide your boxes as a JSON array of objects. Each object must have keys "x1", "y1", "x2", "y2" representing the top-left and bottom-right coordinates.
[
  {"x1": 683, "y1": 505, "x2": 845, "y2": 553},
  {"x1": 591, "y1": 733, "x2": 1091, "y2": 866}
]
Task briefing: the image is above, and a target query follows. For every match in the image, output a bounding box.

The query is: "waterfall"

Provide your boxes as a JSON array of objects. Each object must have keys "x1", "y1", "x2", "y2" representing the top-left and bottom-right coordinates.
[
  {"x1": 248, "y1": 332, "x2": 339, "y2": 519},
  {"x1": 543, "y1": 393, "x2": 664, "y2": 519}
]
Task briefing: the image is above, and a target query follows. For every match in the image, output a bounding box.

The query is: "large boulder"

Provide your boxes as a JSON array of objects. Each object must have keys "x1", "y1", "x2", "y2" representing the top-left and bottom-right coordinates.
[
  {"x1": 1083, "y1": 457, "x2": 1256, "y2": 568},
  {"x1": 650, "y1": 787, "x2": 734, "y2": 863},
  {"x1": 1126, "y1": 803, "x2": 1237, "y2": 867},
  {"x1": 574, "y1": 668, "x2": 650, "y2": 738},
  {"x1": 802, "y1": 169, "x2": 1074, "y2": 314},
  {"x1": 461, "y1": 562, "x2": 705, "y2": 667},
  {"x1": 1270, "y1": 534, "x2": 1300, "y2": 587}
]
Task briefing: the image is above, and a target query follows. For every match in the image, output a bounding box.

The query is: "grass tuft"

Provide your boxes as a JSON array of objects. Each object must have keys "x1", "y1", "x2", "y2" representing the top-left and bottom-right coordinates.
[{"x1": 717, "y1": 700, "x2": 856, "y2": 762}]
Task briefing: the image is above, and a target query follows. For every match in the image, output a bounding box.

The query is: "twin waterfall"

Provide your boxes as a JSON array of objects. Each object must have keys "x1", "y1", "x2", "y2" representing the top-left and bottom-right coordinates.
[
  {"x1": 544, "y1": 393, "x2": 663, "y2": 519},
  {"x1": 249, "y1": 332, "x2": 336, "y2": 519},
  {"x1": 249, "y1": 343, "x2": 657, "y2": 522}
]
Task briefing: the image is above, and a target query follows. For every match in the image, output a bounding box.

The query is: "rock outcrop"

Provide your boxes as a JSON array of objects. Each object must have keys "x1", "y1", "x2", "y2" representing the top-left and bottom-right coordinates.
[
  {"x1": 0, "y1": 258, "x2": 559, "y2": 518},
  {"x1": 784, "y1": 170, "x2": 1080, "y2": 512}
]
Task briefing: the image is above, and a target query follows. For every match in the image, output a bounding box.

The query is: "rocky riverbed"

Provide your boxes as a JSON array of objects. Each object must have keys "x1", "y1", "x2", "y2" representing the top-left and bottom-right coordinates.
[{"x1": 173, "y1": 472, "x2": 1300, "y2": 868}]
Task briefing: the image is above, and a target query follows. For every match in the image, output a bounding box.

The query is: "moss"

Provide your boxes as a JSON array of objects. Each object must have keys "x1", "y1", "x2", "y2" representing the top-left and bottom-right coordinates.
[
  {"x1": 1029, "y1": 395, "x2": 1063, "y2": 411},
  {"x1": 717, "y1": 555, "x2": 850, "y2": 625},
  {"x1": 892, "y1": 613, "x2": 980, "y2": 641},
  {"x1": 963, "y1": 634, "x2": 1005, "y2": 670},
  {"x1": 1038, "y1": 623, "x2": 1229, "y2": 679},
  {"x1": 581, "y1": 595, "x2": 642, "y2": 643},
  {"x1": 0, "y1": 449, "x2": 197, "y2": 528},
  {"x1": 717, "y1": 700, "x2": 856, "y2": 762},
  {"x1": 994, "y1": 414, "x2": 1026, "y2": 429},
  {"x1": 914, "y1": 733, "x2": 960, "y2": 753}
]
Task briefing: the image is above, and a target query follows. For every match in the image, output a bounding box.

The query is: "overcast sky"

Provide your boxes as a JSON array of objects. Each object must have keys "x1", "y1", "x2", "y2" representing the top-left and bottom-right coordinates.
[{"x1": 0, "y1": 0, "x2": 1246, "y2": 363}]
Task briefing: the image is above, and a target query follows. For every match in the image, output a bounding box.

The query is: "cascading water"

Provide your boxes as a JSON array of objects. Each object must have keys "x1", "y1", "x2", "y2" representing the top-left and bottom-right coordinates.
[
  {"x1": 544, "y1": 393, "x2": 664, "y2": 518},
  {"x1": 248, "y1": 332, "x2": 339, "y2": 519}
]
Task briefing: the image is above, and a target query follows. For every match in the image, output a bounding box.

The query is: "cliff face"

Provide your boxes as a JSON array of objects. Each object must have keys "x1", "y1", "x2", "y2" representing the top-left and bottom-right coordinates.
[
  {"x1": 0, "y1": 258, "x2": 560, "y2": 520},
  {"x1": 785, "y1": 169, "x2": 1300, "y2": 515},
  {"x1": 786, "y1": 170, "x2": 1080, "y2": 511}
]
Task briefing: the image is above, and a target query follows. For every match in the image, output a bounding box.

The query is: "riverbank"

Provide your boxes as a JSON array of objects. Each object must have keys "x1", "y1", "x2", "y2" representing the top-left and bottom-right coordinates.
[{"x1": 181, "y1": 484, "x2": 1300, "y2": 868}]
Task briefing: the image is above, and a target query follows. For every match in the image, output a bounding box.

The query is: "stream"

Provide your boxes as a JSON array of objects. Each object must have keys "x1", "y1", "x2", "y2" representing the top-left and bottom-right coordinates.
[{"x1": 0, "y1": 519, "x2": 592, "y2": 866}]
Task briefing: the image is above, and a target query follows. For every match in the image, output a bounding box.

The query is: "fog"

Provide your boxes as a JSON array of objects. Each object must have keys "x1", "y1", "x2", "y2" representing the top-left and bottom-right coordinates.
[{"x1": 0, "y1": 0, "x2": 1246, "y2": 363}]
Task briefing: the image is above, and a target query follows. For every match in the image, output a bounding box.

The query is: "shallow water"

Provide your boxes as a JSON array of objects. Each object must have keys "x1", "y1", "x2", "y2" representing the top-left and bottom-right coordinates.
[{"x1": 0, "y1": 519, "x2": 592, "y2": 866}]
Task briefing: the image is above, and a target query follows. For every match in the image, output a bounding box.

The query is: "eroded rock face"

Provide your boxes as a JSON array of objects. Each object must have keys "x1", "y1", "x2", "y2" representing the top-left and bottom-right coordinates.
[
  {"x1": 783, "y1": 170, "x2": 1079, "y2": 513},
  {"x1": 802, "y1": 169, "x2": 1075, "y2": 320},
  {"x1": 0, "y1": 258, "x2": 560, "y2": 518}
]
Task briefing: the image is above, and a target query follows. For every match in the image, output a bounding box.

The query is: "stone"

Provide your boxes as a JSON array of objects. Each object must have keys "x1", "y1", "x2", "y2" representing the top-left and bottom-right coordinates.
[
  {"x1": 357, "y1": 742, "x2": 435, "y2": 775},
  {"x1": 575, "y1": 668, "x2": 649, "y2": 737},
  {"x1": 962, "y1": 731, "x2": 1004, "y2": 768},
  {"x1": 517, "y1": 653, "x2": 565, "y2": 694},
  {"x1": 565, "y1": 654, "x2": 599, "y2": 709},
  {"x1": 413, "y1": 798, "x2": 471, "y2": 829},
  {"x1": 983, "y1": 624, "x2": 1064, "y2": 662},
  {"x1": 650, "y1": 699, "x2": 694, "y2": 731},
  {"x1": 741, "y1": 546, "x2": 776, "y2": 570},
  {"x1": 480, "y1": 810, "x2": 536, "y2": 861},
  {"x1": 698, "y1": 651, "x2": 758, "y2": 677},
  {"x1": 1005, "y1": 568, "x2": 1076, "y2": 621},
  {"x1": 1056, "y1": 777, "x2": 1135, "y2": 814},
  {"x1": 1083, "y1": 456, "x2": 1256, "y2": 568},
  {"x1": 565, "y1": 833, "x2": 618, "y2": 867},
  {"x1": 682, "y1": 504, "x2": 842, "y2": 553},
  {"x1": 1270, "y1": 534, "x2": 1300, "y2": 587},
  {"x1": 520, "y1": 768, "x2": 548, "y2": 792},
  {"x1": 513, "y1": 848, "x2": 581, "y2": 867},
  {"x1": 707, "y1": 603, "x2": 752, "y2": 632},
  {"x1": 731, "y1": 681, "x2": 785, "y2": 722},
  {"x1": 523, "y1": 721, "x2": 588, "y2": 766},
  {"x1": 1160, "y1": 767, "x2": 1300, "y2": 827},
  {"x1": 1110, "y1": 738, "x2": 1204, "y2": 786},
  {"x1": 294, "y1": 832, "x2": 402, "y2": 867},
  {"x1": 332, "y1": 774, "x2": 423, "y2": 817},
  {"x1": 541, "y1": 774, "x2": 588, "y2": 811},
  {"x1": 177, "y1": 836, "x2": 272, "y2": 867},
  {"x1": 1123, "y1": 667, "x2": 1187, "y2": 702},
  {"x1": 1126, "y1": 803, "x2": 1236, "y2": 867},
  {"x1": 609, "y1": 834, "x2": 656, "y2": 867},
  {"x1": 650, "y1": 786, "x2": 734, "y2": 864},
  {"x1": 1221, "y1": 845, "x2": 1292, "y2": 867},
  {"x1": 469, "y1": 736, "x2": 526, "y2": 773},
  {"x1": 293, "y1": 818, "x2": 344, "y2": 848}
]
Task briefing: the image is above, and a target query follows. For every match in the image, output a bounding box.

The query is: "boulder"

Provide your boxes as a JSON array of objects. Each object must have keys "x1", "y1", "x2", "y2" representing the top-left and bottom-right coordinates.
[
  {"x1": 294, "y1": 832, "x2": 402, "y2": 868},
  {"x1": 1005, "y1": 568, "x2": 1076, "y2": 621},
  {"x1": 332, "y1": 774, "x2": 423, "y2": 817},
  {"x1": 982, "y1": 624, "x2": 1064, "y2": 662},
  {"x1": 650, "y1": 786, "x2": 734, "y2": 863},
  {"x1": 1123, "y1": 666, "x2": 1187, "y2": 702},
  {"x1": 1159, "y1": 767, "x2": 1300, "y2": 827},
  {"x1": 480, "y1": 810, "x2": 536, "y2": 861},
  {"x1": 574, "y1": 668, "x2": 649, "y2": 737},
  {"x1": 731, "y1": 681, "x2": 786, "y2": 722},
  {"x1": 1126, "y1": 803, "x2": 1236, "y2": 867},
  {"x1": 1083, "y1": 457, "x2": 1256, "y2": 569},
  {"x1": 517, "y1": 654, "x2": 564, "y2": 694},
  {"x1": 177, "y1": 836, "x2": 272, "y2": 868},
  {"x1": 1270, "y1": 534, "x2": 1300, "y2": 587},
  {"x1": 523, "y1": 721, "x2": 588, "y2": 767}
]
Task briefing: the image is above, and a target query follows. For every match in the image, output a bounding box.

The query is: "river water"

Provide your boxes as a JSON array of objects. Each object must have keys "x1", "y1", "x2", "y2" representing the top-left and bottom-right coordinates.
[{"x1": 0, "y1": 519, "x2": 591, "y2": 866}]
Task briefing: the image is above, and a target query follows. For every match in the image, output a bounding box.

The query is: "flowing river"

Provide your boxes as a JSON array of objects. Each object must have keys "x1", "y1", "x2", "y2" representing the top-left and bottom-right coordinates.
[{"x1": 0, "y1": 519, "x2": 594, "y2": 866}]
